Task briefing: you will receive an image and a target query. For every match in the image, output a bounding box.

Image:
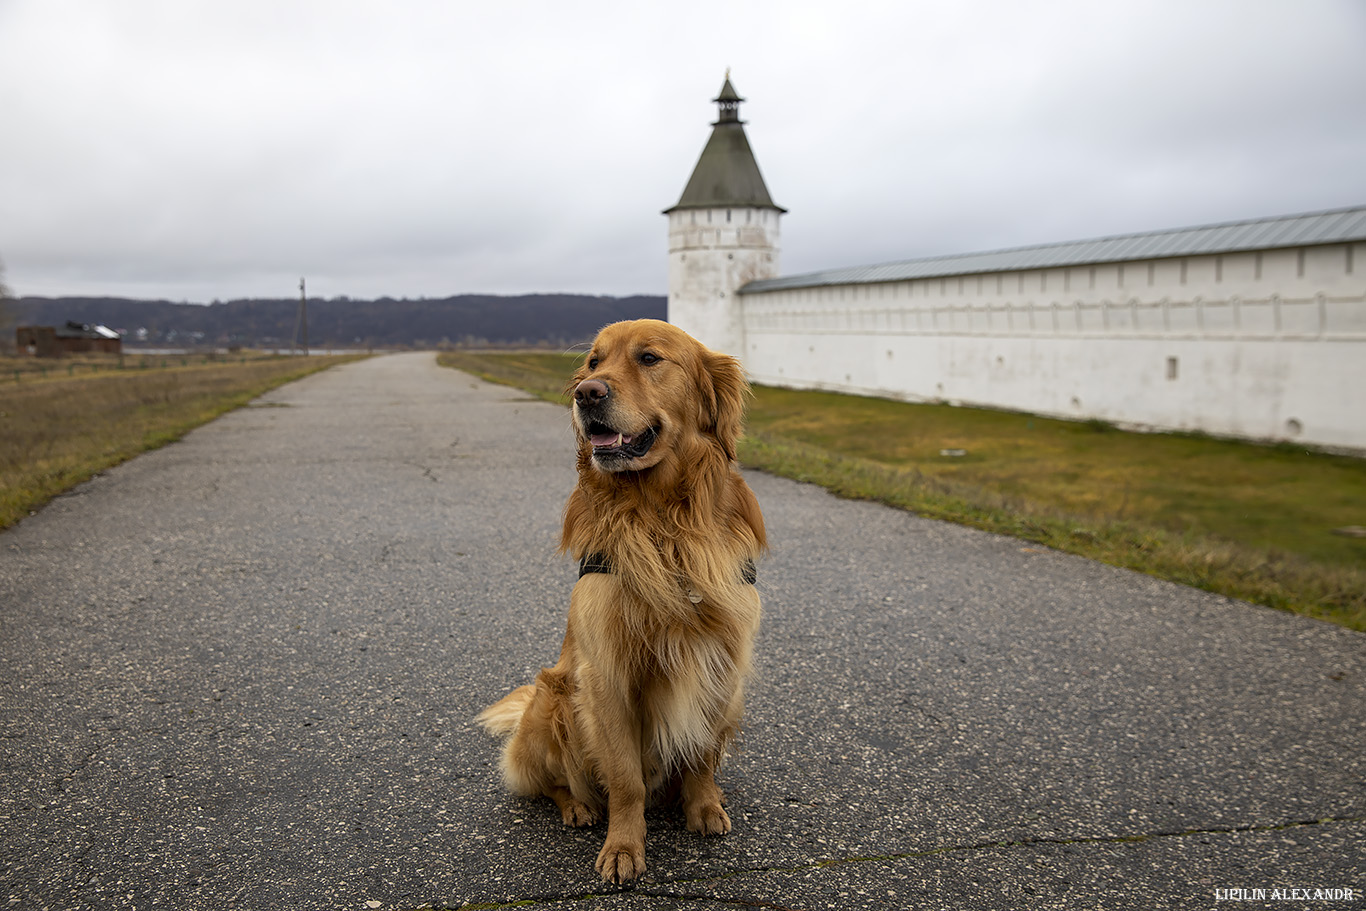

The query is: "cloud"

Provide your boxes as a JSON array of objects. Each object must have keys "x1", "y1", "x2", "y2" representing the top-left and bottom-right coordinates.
[{"x1": 2, "y1": 0, "x2": 1363, "y2": 301}]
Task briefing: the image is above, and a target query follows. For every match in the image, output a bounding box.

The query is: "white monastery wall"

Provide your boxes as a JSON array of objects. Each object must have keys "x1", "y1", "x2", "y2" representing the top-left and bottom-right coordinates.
[
  {"x1": 668, "y1": 206, "x2": 780, "y2": 357},
  {"x1": 739, "y1": 242, "x2": 1366, "y2": 451}
]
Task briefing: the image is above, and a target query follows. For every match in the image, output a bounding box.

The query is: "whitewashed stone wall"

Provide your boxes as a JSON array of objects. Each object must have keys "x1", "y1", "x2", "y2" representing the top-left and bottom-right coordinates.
[
  {"x1": 738, "y1": 243, "x2": 1366, "y2": 452},
  {"x1": 667, "y1": 206, "x2": 780, "y2": 358}
]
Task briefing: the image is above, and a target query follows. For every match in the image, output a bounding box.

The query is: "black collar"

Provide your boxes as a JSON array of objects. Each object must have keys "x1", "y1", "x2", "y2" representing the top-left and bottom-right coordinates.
[{"x1": 579, "y1": 552, "x2": 757, "y2": 585}]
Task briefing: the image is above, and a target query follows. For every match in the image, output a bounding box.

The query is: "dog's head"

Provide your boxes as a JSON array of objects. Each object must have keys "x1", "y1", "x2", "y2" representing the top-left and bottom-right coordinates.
[{"x1": 569, "y1": 320, "x2": 748, "y2": 474}]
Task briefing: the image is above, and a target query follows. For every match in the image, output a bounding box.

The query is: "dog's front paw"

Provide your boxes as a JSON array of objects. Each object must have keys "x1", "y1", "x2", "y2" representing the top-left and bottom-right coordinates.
[
  {"x1": 596, "y1": 839, "x2": 646, "y2": 884},
  {"x1": 685, "y1": 801, "x2": 731, "y2": 835}
]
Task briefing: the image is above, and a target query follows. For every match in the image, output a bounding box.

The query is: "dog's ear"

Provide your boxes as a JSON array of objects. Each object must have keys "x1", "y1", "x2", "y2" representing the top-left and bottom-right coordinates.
[{"x1": 698, "y1": 349, "x2": 749, "y2": 461}]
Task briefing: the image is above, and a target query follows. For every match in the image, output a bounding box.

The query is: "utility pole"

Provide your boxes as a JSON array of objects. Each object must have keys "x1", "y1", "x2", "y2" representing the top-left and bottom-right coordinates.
[{"x1": 293, "y1": 277, "x2": 309, "y2": 355}]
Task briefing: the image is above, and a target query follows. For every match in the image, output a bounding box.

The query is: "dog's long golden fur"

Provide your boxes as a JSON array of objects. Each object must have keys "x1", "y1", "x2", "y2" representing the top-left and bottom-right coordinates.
[{"x1": 476, "y1": 319, "x2": 765, "y2": 883}]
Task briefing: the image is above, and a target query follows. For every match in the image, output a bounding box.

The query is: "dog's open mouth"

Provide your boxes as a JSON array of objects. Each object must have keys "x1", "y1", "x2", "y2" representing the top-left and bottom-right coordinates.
[{"x1": 585, "y1": 421, "x2": 658, "y2": 460}]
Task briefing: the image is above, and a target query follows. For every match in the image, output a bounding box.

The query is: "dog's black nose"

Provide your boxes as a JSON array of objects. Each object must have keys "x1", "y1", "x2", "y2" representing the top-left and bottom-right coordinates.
[{"x1": 574, "y1": 378, "x2": 609, "y2": 408}]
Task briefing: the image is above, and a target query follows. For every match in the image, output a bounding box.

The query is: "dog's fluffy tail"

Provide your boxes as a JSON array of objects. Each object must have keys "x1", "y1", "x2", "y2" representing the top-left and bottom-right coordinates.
[{"x1": 475, "y1": 685, "x2": 535, "y2": 738}]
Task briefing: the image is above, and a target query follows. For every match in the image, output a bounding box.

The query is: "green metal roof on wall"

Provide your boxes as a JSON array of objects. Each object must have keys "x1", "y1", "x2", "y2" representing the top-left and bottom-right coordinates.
[
  {"x1": 665, "y1": 77, "x2": 785, "y2": 214},
  {"x1": 739, "y1": 204, "x2": 1366, "y2": 293}
]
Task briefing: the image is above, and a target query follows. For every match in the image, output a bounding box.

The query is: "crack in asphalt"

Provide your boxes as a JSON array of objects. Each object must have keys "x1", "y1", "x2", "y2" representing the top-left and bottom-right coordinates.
[{"x1": 434, "y1": 814, "x2": 1366, "y2": 911}]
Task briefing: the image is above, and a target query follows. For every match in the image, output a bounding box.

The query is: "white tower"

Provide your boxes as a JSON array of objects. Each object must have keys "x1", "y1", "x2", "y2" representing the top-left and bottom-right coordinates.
[{"x1": 664, "y1": 75, "x2": 784, "y2": 360}]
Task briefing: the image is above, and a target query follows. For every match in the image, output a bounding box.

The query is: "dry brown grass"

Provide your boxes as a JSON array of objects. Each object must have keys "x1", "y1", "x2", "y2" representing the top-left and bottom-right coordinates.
[
  {"x1": 1, "y1": 349, "x2": 260, "y2": 381},
  {"x1": 0, "y1": 353, "x2": 366, "y2": 529}
]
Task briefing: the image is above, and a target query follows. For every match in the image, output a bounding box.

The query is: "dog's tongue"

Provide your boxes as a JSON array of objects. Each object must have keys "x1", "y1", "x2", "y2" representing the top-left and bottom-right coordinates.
[{"x1": 591, "y1": 431, "x2": 633, "y2": 449}]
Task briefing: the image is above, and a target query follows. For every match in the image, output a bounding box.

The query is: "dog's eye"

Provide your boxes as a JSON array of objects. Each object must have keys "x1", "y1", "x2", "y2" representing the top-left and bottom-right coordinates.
[
  {"x1": 588, "y1": 357, "x2": 599, "y2": 370},
  {"x1": 639, "y1": 352, "x2": 660, "y2": 366}
]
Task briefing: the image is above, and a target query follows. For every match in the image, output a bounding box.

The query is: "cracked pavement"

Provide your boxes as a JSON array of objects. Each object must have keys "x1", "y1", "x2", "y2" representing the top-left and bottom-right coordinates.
[{"x1": 2, "y1": 352, "x2": 1363, "y2": 910}]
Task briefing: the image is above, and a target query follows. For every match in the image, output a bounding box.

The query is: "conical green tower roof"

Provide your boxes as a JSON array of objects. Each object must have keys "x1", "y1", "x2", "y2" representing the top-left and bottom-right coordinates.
[{"x1": 664, "y1": 76, "x2": 785, "y2": 214}]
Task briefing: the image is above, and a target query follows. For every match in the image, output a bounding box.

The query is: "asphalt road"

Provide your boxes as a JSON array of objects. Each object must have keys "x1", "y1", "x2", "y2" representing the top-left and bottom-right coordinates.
[{"x1": 1, "y1": 352, "x2": 1362, "y2": 911}]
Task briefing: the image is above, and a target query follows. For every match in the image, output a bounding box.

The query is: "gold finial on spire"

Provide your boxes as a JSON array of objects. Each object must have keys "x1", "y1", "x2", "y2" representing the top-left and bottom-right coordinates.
[{"x1": 725, "y1": 66, "x2": 730, "y2": 80}]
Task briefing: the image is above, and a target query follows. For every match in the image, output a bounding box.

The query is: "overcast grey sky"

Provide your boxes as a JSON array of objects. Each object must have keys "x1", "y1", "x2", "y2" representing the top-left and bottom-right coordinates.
[{"x1": 2, "y1": 0, "x2": 1364, "y2": 303}]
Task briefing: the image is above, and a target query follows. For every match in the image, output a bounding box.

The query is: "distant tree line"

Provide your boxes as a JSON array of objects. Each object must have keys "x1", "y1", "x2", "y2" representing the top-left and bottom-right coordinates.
[{"x1": 10, "y1": 293, "x2": 667, "y2": 350}]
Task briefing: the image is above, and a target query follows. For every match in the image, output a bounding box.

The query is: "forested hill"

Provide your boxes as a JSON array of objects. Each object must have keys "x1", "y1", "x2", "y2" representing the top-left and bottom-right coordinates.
[{"x1": 11, "y1": 294, "x2": 667, "y2": 349}]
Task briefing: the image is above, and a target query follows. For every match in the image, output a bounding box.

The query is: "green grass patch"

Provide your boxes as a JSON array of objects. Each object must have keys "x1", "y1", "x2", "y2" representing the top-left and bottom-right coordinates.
[
  {"x1": 0, "y1": 353, "x2": 368, "y2": 530},
  {"x1": 747, "y1": 386, "x2": 1366, "y2": 568},
  {"x1": 437, "y1": 350, "x2": 1366, "y2": 631},
  {"x1": 437, "y1": 350, "x2": 577, "y2": 406}
]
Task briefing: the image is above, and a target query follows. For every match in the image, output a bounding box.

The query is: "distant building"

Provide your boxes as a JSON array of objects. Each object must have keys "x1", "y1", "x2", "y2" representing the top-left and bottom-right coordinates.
[
  {"x1": 16, "y1": 321, "x2": 122, "y2": 357},
  {"x1": 664, "y1": 78, "x2": 1366, "y2": 453}
]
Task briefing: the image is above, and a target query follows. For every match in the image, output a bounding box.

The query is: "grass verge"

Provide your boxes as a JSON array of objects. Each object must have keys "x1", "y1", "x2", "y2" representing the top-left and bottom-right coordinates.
[
  {"x1": 0, "y1": 352, "x2": 368, "y2": 530},
  {"x1": 437, "y1": 350, "x2": 1366, "y2": 631}
]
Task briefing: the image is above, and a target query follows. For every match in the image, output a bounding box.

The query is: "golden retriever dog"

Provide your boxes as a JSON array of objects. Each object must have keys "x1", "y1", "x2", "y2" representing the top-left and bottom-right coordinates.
[{"x1": 476, "y1": 319, "x2": 766, "y2": 883}]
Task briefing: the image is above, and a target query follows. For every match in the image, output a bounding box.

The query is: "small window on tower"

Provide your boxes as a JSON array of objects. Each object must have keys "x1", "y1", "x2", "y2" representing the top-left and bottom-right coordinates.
[{"x1": 1166, "y1": 356, "x2": 1179, "y2": 380}]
